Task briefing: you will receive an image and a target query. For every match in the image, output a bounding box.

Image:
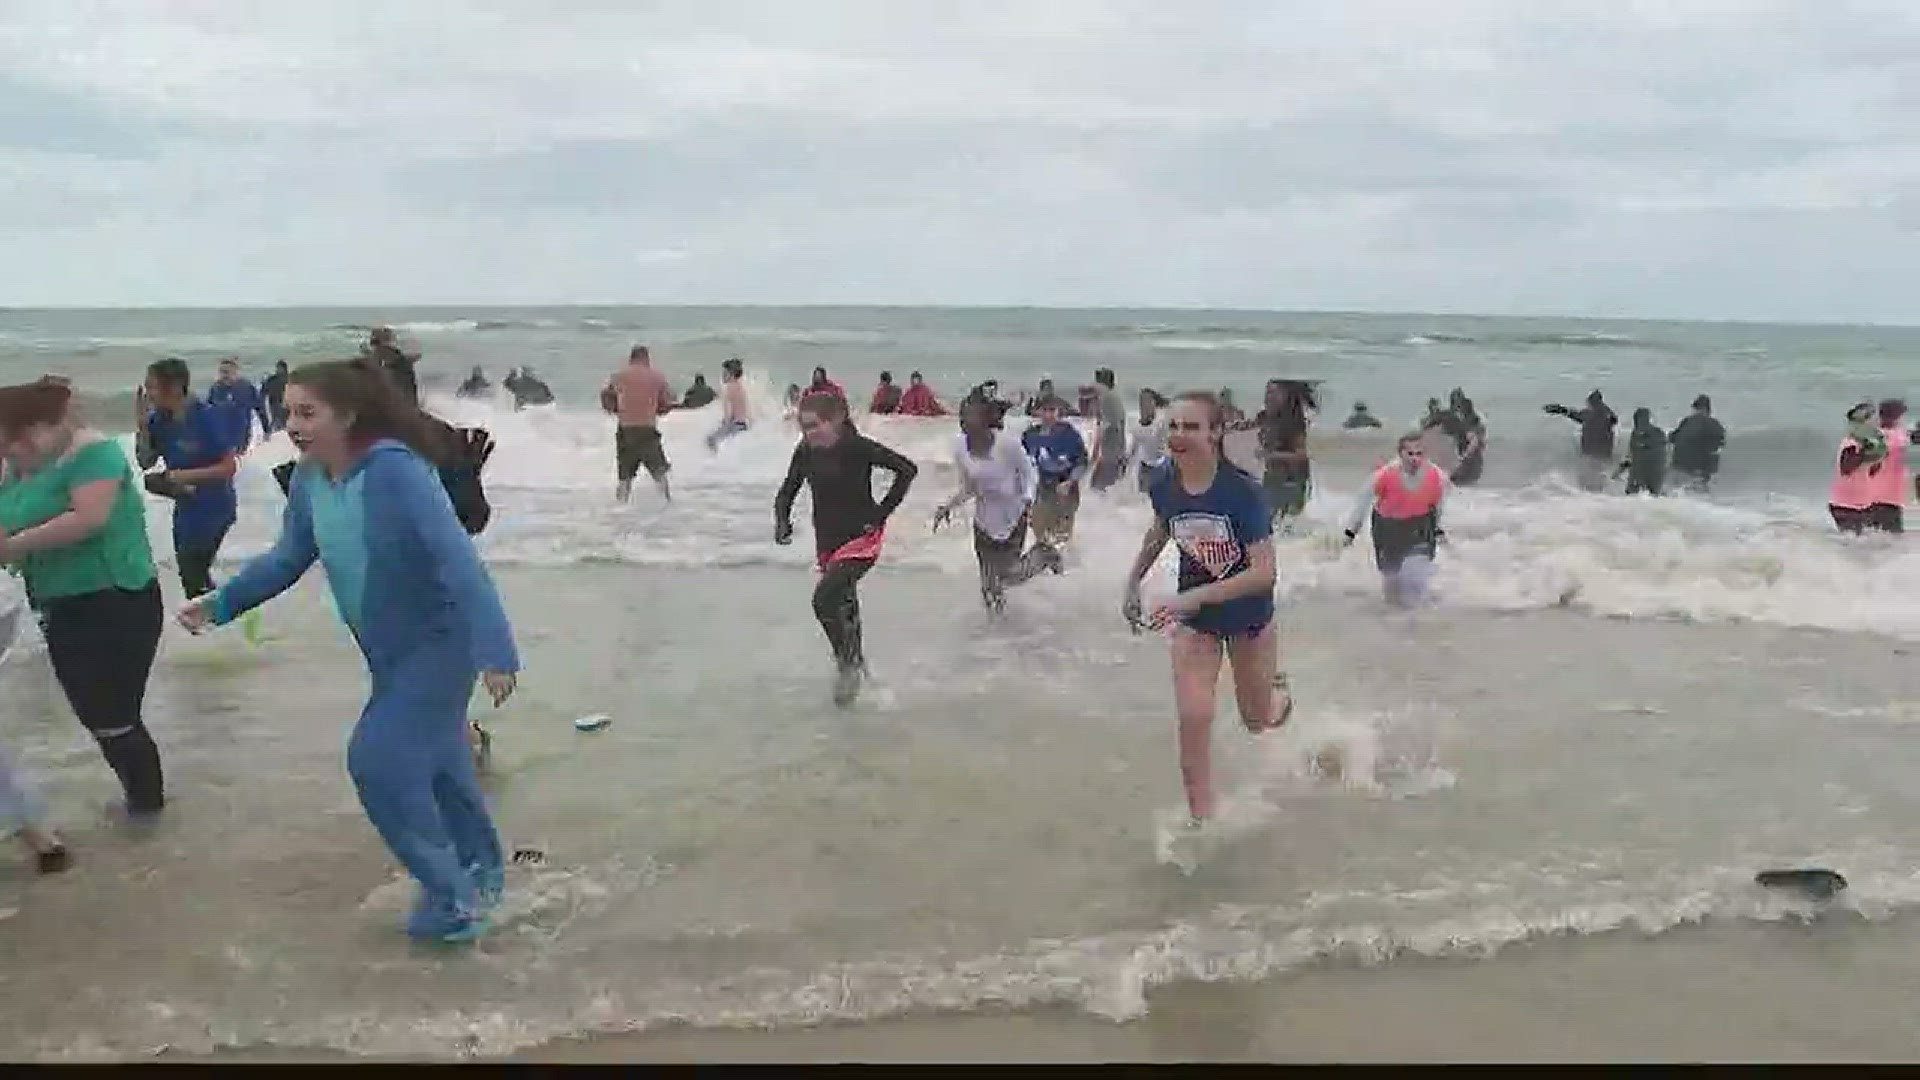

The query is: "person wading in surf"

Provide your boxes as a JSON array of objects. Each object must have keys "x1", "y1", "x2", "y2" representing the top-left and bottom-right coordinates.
[
  {"x1": 1345, "y1": 432, "x2": 1449, "y2": 607},
  {"x1": 1124, "y1": 391, "x2": 1292, "y2": 825},
  {"x1": 933, "y1": 396, "x2": 1060, "y2": 615},
  {"x1": 774, "y1": 392, "x2": 917, "y2": 706}
]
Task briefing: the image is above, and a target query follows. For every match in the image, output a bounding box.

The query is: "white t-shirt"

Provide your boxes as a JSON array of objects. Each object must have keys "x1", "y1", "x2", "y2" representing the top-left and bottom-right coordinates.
[
  {"x1": 1130, "y1": 413, "x2": 1168, "y2": 470},
  {"x1": 953, "y1": 431, "x2": 1038, "y2": 541}
]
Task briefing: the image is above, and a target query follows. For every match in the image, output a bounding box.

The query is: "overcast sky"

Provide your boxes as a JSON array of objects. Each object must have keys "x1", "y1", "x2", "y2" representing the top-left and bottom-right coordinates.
[{"x1": 2, "y1": 1, "x2": 1916, "y2": 321}]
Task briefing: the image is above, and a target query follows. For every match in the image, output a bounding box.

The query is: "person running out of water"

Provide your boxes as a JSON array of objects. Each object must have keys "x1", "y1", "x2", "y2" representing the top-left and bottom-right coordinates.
[
  {"x1": 1345, "y1": 433, "x2": 1449, "y2": 607},
  {"x1": 1443, "y1": 389, "x2": 1486, "y2": 486},
  {"x1": 1872, "y1": 399, "x2": 1910, "y2": 533},
  {"x1": 605, "y1": 345, "x2": 675, "y2": 504},
  {"x1": 1667, "y1": 394, "x2": 1726, "y2": 492},
  {"x1": 262, "y1": 360, "x2": 291, "y2": 433},
  {"x1": 1238, "y1": 378, "x2": 1318, "y2": 529},
  {"x1": 933, "y1": 397, "x2": 1061, "y2": 615},
  {"x1": 506, "y1": 367, "x2": 553, "y2": 409},
  {"x1": 1023, "y1": 396, "x2": 1090, "y2": 549},
  {"x1": 774, "y1": 392, "x2": 917, "y2": 706},
  {"x1": 1087, "y1": 368, "x2": 1129, "y2": 493},
  {"x1": 869, "y1": 371, "x2": 902, "y2": 415},
  {"x1": 1544, "y1": 390, "x2": 1618, "y2": 491},
  {"x1": 706, "y1": 359, "x2": 752, "y2": 451},
  {"x1": 1614, "y1": 407, "x2": 1668, "y2": 496},
  {"x1": 1124, "y1": 391, "x2": 1291, "y2": 824},
  {"x1": 207, "y1": 358, "x2": 271, "y2": 454},
  {"x1": 456, "y1": 367, "x2": 491, "y2": 398},
  {"x1": 1025, "y1": 378, "x2": 1077, "y2": 417},
  {"x1": 681, "y1": 374, "x2": 717, "y2": 410},
  {"x1": 808, "y1": 367, "x2": 847, "y2": 404},
  {"x1": 179, "y1": 359, "x2": 520, "y2": 944},
  {"x1": 1130, "y1": 389, "x2": 1171, "y2": 493},
  {"x1": 136, "y1": 358, "x2": 241, "y2": 599},
  {"x1": 1217, "y1": 389, "x2": 1245, "y2": 425},
  {"x1": 898, "y1": 371, "x2": 946, "y2": 417},
  {"x1": 1344, "y1": 402, "x2": 1382, "y2": 429},
  {"x1": 366, "y1": 328, "x2": 418, "y2": 404},
  {"x1": 1830, "y1": 402, "x2": 1889, "y2": 535},
  {"x1": 0, "y1": 379, "x2": 167, "y2": 819}
]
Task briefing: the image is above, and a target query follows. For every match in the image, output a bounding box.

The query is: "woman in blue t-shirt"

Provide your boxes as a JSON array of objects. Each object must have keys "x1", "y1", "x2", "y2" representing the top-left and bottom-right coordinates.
[{"x1": 1123, "y1": 391, "x2": 1294, "y2": 823}]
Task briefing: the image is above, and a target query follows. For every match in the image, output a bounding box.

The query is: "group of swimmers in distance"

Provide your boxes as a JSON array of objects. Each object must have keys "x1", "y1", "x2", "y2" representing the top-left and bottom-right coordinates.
[{"x1": 3, "y1": 330, "x2": 1917, "y2": 943}]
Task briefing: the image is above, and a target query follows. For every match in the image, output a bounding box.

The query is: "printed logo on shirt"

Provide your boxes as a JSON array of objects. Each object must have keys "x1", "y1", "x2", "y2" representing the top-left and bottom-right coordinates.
[{"x1": 1170, "y1": 512, "x2": 1242, "y2": 579}]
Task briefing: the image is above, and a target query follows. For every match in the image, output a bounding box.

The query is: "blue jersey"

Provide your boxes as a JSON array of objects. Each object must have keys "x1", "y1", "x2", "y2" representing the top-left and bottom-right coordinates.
[
  {"x1": 147, "y1": 399, "x2": 239, "y2": 545},
  {"x1": 1149, "y1": 463, "x2": 1275, "y2": 636},
  {"x1": 206, "y1": 379, "x2": 268, "y2": 451},
  {"x1": 1021, "y1": 423, "x2": 1089, "y2": 484}
]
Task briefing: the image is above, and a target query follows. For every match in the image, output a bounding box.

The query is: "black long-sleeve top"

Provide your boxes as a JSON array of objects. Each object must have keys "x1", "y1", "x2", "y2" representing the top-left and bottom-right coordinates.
[{"x1": 775, "y1": 426, "x2": 919, "y2": 558}]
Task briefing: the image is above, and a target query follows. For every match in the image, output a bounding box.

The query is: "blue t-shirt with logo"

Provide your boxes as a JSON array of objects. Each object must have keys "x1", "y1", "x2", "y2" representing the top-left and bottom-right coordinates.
[
  {"x1": 1148, "y1": 463, "x2": 1274, "y2": 636},
  {"x1": 206, "y1": 379, "x2": 267, "y2": 451},
  {"x1": 1021, "y1": 424, "x2": 1089, "y2": 485},
  {"x1": 147, "y1": 399, "x2": 239, "y2": 545}
]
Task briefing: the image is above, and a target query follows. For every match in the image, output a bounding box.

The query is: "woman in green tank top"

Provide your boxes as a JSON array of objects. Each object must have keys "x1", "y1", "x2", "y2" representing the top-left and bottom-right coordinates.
[{"x1": 0, "y1": 379, "x2": 167, "y2": 818}]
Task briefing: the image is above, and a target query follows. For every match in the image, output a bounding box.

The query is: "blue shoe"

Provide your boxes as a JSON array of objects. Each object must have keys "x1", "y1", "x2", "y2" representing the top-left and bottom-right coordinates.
[
  {"x1": 407, "y1": 891, "x2": 485, "y2": 942},
  {"x1": 470, "y1": 865, "x2": 505, "y2": 913}
]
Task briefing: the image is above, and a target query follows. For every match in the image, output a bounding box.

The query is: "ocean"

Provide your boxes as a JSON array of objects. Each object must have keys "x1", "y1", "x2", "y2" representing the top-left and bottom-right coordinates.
[{"x1": 1, "y1": 306, "x2": 1919, "y2": 1062}]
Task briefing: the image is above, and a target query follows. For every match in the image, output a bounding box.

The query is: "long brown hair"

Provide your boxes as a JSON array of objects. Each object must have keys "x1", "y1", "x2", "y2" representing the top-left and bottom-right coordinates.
[
  {"x1": 0, "y1": 378, "x2": 73, "y2": 434},
  {"x1": 287, "y1": 359, "x2": 453, "y2": 465}
]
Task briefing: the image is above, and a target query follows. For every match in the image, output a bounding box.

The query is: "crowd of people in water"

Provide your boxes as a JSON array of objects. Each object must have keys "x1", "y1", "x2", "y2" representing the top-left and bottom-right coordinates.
[{"x1": 0, "y1": 329, "x2": 1913, "y2": 945}]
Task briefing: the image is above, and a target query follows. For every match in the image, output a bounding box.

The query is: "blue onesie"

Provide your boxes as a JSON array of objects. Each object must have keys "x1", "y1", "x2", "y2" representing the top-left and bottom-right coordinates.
[{"x1": 208, "y1": 440, "x2": 520, "y2": 941}]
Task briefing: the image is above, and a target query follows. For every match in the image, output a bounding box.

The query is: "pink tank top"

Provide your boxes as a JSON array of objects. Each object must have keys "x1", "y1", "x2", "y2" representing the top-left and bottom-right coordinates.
[
  {"x1": 1830, "y1": 439, "x2": 1881, "y2": 510},
  {"x1": 1373, "y1": 463, "x2": 1444, "y2": 520}
]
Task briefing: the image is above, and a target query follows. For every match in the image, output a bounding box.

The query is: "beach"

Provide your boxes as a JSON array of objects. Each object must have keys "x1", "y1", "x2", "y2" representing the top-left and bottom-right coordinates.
[{"x1": 2, "y1": 307, "x2": 1919, "y2": 1061}]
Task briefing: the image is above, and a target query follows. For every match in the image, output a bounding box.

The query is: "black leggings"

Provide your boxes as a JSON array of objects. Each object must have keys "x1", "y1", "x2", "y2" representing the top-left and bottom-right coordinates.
[
  {"x1": 972, "y1": 519, "x2": 1046, "y2": 609},
  {"x1": 175, "y1": 522, "x2": 231, "y2": 600},
  {"x1": 39, "y1": 582, "x2": 166, "y2": 813},
  {"x1": 812, "y1": 559, "x2": 874, "y2": 671}
]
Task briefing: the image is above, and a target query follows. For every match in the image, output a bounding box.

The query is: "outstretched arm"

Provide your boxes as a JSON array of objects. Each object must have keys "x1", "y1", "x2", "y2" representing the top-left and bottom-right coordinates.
[{"x1": 210, "y1": 477, "x2": 319, "y2": 624}]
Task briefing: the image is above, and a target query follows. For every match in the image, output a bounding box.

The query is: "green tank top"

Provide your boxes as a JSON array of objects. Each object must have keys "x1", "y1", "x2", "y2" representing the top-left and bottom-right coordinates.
[{"x1": 0, "y1": 438, "x2": 156, "y2": 604}]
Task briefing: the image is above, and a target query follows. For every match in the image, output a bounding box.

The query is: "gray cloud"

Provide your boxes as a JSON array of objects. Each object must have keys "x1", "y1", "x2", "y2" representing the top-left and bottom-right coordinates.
[{"x1": 1, "y1": 1, "x2": 1918, "y2": 321}]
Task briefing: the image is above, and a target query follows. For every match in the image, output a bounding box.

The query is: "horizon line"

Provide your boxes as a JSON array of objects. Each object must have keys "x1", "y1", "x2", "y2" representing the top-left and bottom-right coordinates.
[{"x1": 0, "y1": 302, "x2": 1915, "y2": 332}]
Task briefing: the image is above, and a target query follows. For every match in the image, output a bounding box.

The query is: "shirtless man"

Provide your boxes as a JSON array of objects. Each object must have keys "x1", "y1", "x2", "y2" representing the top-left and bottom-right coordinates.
[
  {"x1": 706, "y1": 358, "x2": 752, "y2": 451},
  {"x1": 605, "y1": 345, "x2": 675, "y2": 502}
]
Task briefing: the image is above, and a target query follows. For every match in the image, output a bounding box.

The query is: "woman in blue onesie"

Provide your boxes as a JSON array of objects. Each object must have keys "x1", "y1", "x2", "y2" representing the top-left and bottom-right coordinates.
[
  {"x1": 178, "y1": 359, "x2": 520, "y2": 944},
  {"x1": 1123, "y1": 391, "x2": 1293, "y2": 824}
]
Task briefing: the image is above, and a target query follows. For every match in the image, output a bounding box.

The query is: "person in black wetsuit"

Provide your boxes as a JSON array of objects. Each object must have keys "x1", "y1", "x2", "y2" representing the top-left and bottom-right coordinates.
[
  {"x1": 261, "y1": 360, "x2": 290, "y2": 433},
  {"x1": 1667, "y1": 394, "x2": 1726, "y2": 492},
  {"x1": 1544, "y1": 389, "x2": 1617, "y2": 491},
  {"x1": 1234, "y1": 378, "x2": 1317, "y2": 528},
  {"x1": 774, "y1": 391, "x2": 918, "y2": 706},
  {"x1": 681, "y1": 375, "x2": 717, "y2": 410},
  {"x1": 457, "y1": 367, "x2": 491, "y2": 398},
  {"x1": 1443, "y1": 388, "x2": 1486, "y2": 486},
  {"x1": 1615, "y1": 407, "x2": 1668, "y2": 495}
]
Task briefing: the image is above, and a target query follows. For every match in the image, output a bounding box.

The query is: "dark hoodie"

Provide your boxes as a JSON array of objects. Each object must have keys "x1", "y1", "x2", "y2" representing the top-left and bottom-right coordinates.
[
  {"x1": 1548, "y1": 393, "x2": 1618, "y2": 458},
  {"x1": 775, "y1": 422, "x2": 919, "y2": 559},
  {"x1": 1668, "y1": 396, "x2": 1726, "y2": 478}
]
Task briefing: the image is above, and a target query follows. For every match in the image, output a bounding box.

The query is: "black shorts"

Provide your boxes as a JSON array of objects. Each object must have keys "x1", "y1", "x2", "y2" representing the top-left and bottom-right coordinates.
[
  {"x1": 616, "y1": 425, "x2": 669, "y2": 481},
  {"x1": 973, "y1": 517, "x2": 1029, "y2": 577}
]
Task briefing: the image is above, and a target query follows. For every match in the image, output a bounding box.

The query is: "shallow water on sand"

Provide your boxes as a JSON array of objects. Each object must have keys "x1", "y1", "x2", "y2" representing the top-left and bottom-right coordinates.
[{"x1": 4, "y1": 559, "x2": 1920, "y2": 1059}]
